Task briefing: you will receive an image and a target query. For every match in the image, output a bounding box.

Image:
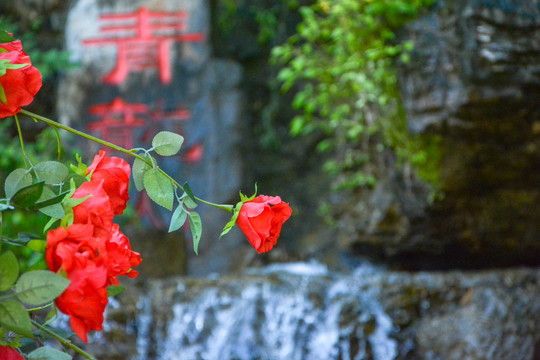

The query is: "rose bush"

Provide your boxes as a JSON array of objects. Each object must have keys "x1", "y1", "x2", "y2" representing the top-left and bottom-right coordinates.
[
  {"x1": 0, "y1": 39, "x2": 42, "y2": 118},
  {"x1": 236, "y1": 195, "x2": 292, "y2": 253},
  {"x1": 45, "y1": 151, "x2": 141, "y2": 342},
  {"x1": 0, "y1": 32, "x2": 291, "y2": 360}
]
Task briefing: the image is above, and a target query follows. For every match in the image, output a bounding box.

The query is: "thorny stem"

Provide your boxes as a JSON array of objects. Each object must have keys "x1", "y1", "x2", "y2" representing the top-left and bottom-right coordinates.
[
  {"x1": 19, "y1": 109, "x2": 234, "y2": 213},
  {"x1": 31, "y1": 320, "x2": 98, "y2": 360}
]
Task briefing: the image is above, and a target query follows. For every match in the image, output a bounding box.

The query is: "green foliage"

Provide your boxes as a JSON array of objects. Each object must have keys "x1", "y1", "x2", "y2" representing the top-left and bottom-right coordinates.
[
  {"x1": 272, "y1": 0, "x2": 439, "y2": 192},
  {"x1": 132, "y1": 132, "x2": 202, "y2": 253},
  {"x1": 0, "y1": 119, "x2": 78, "y2": 272},
  {"x1": 0, "y1": 16, "x2": 75, "y2": 79},
  {"x1": 28, "y1": 347, "x2": 72, "y2": 360}
]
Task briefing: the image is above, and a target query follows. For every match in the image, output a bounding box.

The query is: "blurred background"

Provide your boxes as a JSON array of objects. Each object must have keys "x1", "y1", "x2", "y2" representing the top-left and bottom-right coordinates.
[{"x1": 2, "y1": 0, "x2": 540, "y2": 359}]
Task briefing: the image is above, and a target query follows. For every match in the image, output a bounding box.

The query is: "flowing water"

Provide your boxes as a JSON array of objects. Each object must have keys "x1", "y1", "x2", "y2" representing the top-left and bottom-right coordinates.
[{"x1": 125, "y1": 261, "x2": 398, "y2": 360}]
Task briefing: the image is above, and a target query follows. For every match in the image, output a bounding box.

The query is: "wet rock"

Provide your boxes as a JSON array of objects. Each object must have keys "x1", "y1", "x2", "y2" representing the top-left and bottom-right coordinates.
[
  {"x1": 85, "y1": 263, "x2": 540, "y2": 360},
  {"x1": 339, "y1": 0, "x2": 540, "y2": 269}
]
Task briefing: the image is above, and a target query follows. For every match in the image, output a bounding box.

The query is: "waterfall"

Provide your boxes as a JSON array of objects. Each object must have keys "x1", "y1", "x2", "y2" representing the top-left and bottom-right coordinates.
[{"x1": 129, "y1": 261, "x2": 397, "y2": 360}]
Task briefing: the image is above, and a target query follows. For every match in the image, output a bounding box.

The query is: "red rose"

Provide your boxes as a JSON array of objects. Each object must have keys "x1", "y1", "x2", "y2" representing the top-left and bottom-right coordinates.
[
  {"x1": 0, "y1": 345, "x2": 25, "y2": 360},
  {"x1": 236, "y1": 195, "x2": 292, "y2": 253},
  {"x1": 104, "y1": 224, "x2": 142, "y2": 286},
  {"x1": 45, "y1": 223, "x2": 105, "y2": 273},
  {"x1": 87, "y1": 150, "x2": 131, "y2": 215},
  {"x1": 72, "y1": 179, "x2": 114, "y2": 238},
  {"x1": 54, "y1": 259, "x2": 108, "y2": 343},
  {"x1": 0, "y1": 40, "x2": 42, "y2": 118}
]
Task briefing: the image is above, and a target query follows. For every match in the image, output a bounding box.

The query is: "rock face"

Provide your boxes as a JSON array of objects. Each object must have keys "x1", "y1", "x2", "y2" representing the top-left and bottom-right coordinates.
[
  {"x1": 341, "y1": 0, "x2": 540, "y2": 269},
  {"x1": 86, "y1": 263, "x2": 540, "y2": 360}
]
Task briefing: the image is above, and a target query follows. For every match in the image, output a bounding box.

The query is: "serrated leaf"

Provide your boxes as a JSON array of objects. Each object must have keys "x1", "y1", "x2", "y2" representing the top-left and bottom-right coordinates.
[
  {"x1": 132, "y1": 156, "x2": 152, "y2": 192},
  {"x1": 152, "y1": 131, "x2": 184, "y2": 156},
  {"x1": 15, "y1": 270, "x2": 70, "y2": 306},
  {"x1": 0, "y1": 299, "x2": 33, "y2": 338},
  {"x1": 0, "y1": 251, "x2": 19, "y2": 291},
  {"x1": 169, "y1": 202, "x2": 188, "y2": 232},
  {"x1": 5, "y1": 168, "x2": 32, "y2": 198},
  {"x1": 28, "y1": 347, "x2": 72, "y2": 360},
  {"x1": 106, "y1": 285, "x2": 125, "y2": 297},
  {"x1": 143, "y1": 168, "x2": 174, "y2": 210},
  {"x1": 33, "y1": 161, "x2": 68, "y2": 185},
  {"x1": 189, "y1": 212, "x2": 202, "y2": 255},
  {"x1": 11, "y1": 181, "x2": 45, "y2": 209}
]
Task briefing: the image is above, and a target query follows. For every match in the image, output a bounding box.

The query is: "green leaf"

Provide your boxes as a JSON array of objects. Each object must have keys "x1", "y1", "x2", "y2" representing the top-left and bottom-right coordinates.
[
  {"x1": 11, "y1": 181, "x2": 45, "y2": 209},
  {"x1": 43, "y1": 217, "x2": 59, "y2": 233},
  {"x1": 239, "y1": 183, "x2": 258, "y2": 203},
  {"x1": 0, "y1": 31, "x2": 14, "y2": 43},
  {"x1": 189, "y1": 212, "x2": 202, "y2": 255},
  {"x1": 0, "y1": 299, "x2": 33, "y2": 338},
  {"x1": 33, "y1": 161, "x2": 69, "y2": 185},
  {"x1": 4, "y1": 168, "x2": 32, "y2": 198},
  {"x1": 39, "y1": 203, "x2": 65, "y2": 219},
  {"x1": 35, "y1": 188, "x2": 69, "y2": 208},
  {"x1": 15, "y1": 270, "x2": 70, "y2": 306},
  {"x1": 28, "y1": 347, "x2": 72, "y2": 360},
  {"x1": 219, "y1": 202, "x2": 242, "y2": 239},
  {"x1": 169, "y1": 202, "x2": 188, "y2": 232},
  {"x1": 0, "y1": 251, "x2": 19, "y2": 291},
  {"x1": 152, "y1": 131, "x2": 184, "y2": 156},
  {"x1": 132, "y1": 155, "x2": 152, "y2": 192},
  {"x1": 70, "y1": 154, "x2": 88, "y2": 178},
  {"x1": 0, "y1": 83, "x2": 7, "y2": 105},
  {"x1": 5, "y1": 63, "x2": 29, "y2": 70},
  {"x1": 27, "y1": 239, "x2": 47, "y2": 253},
  {"x1": 63, "y1": 174, "x2": 87, "y2": 189},
  {"x1": 182, "y1": 182, "x2": 198, "y2": 209},
  {"x1": 143, "y1": 168, "x2": 174, "y2": 210},
  {"x1": 35, "y1": 188, "x2": 67, "y2": 219},
  {"x1": 106, "y1": 285, "x2": 125, "y2": 297}
]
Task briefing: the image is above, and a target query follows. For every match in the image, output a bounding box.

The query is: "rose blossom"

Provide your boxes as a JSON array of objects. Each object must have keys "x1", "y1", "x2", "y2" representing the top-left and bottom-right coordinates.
[
  {"x1": 71, "y1": 179, "x2": 114, "y2": 238},
  {"x1": 54, "y1": 259, "x2": 109, "y2": 343},
  {"x1": 0, "y1": 40, "x2": 42, "y2": 118},
  {"x1": 104, "y1": 224, "x2": 142, "y2": 286},
  {"x1": 0, "y1": 345, "x2": 25, "y2": 360},
  {"x1": 236, "y1": 195, "x2": 292, "y2": 253},
  {"x1": 87, "y1": 150, "x2": 131, "y2": 215},
  {"x1": 45, "y1": 223, "x2": 104, "y2": 273}
]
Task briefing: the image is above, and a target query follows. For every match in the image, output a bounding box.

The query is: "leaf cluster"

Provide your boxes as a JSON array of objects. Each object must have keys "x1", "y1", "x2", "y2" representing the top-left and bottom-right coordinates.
[
  {"x1": 272, "y1": 0, "x2": 438, "y2": 192},
  {"x1": 0, "y1": 249, "x2": 72, "y2": 358},
  {"x1": 131, "y1": 131, "x2": 203, "y2": 254}
]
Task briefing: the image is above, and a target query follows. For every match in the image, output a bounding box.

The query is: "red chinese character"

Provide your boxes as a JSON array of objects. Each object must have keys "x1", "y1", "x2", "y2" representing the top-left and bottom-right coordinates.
[
  {"x1": 83, "y1": 6, "x2": 204, "y2": 84},
  {"x1": 88, "y1": 97, "x2": 148, "y2": 150}
]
